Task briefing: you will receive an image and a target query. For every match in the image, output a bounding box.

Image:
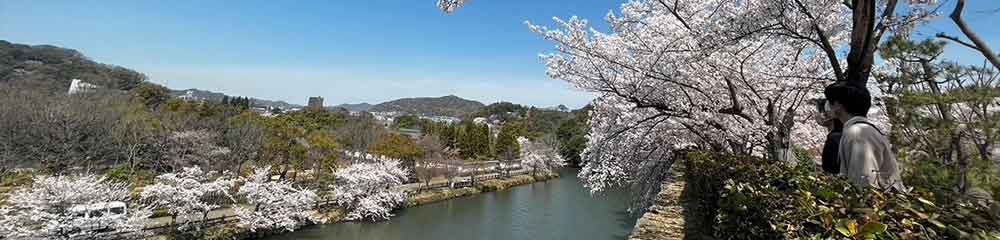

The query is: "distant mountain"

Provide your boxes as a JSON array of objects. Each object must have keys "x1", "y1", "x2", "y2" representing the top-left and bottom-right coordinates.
[
  {"x1": 252, "y1": 98, "x2": 303, "y2": 110},
  {"x1": 369, "y1": 95, "x2": 485, "y2": 117},
  {"x1": 331, "y1": 103, "x2": 373, "y2": 112},
  {"x1": 0, "y1": 41, "x2": 573, "y2": 116},
  {"x1": 542, "y1": 104, "x2": 571, "y2": 112},
  {"x1": 170, "y1": 88, "x2": 303, "y2": 109}
]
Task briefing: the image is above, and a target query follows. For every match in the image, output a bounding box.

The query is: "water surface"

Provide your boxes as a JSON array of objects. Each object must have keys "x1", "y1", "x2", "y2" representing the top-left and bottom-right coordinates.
[{"x1": 265, "y1": 168, "x2": 637, "y2": 240}]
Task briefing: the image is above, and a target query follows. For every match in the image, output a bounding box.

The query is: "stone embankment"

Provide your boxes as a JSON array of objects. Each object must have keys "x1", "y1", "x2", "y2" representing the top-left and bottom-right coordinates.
[
  {"x1": 627, "y1": 170, "x2": 709, "y2": 240},
  {"x1": 406, "y1": 173, "x2": 559, "y2": 207},
  {"x1": 303, "y1": 172, "x2": 561, "y2": 230},
  {"x1": 627, "y1": 180, "x2": 687, "y2": 240}
]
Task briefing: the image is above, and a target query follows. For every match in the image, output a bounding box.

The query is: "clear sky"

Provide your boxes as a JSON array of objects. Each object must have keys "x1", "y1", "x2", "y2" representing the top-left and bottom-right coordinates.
[{"x1": 1, "y1": 1, "x2": 997, "y2": 108}]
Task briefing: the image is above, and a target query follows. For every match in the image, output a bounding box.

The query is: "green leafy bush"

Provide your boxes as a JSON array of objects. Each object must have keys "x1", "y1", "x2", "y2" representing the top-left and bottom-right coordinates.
[
  {"x1": 1, "y1": 171, "x2": 35, "y2": 187},
  {"x1": 104, "y1": 166, "x2": 155, "y2": 187},
  {"x1": 150, "y1": 208, "x2": 172, "y2": 218},
  {"x1": 203, "y1": 223, "x2": 250, "y2": 240},
  {"x1": 684, "y1": 152, "x2": 1000, "y2": 240}
]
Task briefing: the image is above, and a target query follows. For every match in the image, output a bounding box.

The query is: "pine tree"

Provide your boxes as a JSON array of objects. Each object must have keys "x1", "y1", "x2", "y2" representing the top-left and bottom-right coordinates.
[
  {"x1": 457, "y1": 122, "x2": 475, "y2": 159},
  {"x1": 495, "y1": 122, "x2": 522, "y2": 160},
  {"x1": 477, "y1": 123, "x2": 492, "y2": 159}
]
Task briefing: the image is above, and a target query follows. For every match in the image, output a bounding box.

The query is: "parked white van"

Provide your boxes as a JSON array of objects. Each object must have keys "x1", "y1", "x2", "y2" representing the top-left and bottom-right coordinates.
[{"x1": 69, "y1": 201, "x2": 128, "y2": 231}]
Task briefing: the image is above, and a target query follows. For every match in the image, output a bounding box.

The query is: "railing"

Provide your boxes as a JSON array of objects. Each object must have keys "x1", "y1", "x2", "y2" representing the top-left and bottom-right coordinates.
[{"x1": 403, "y1": 166, "x2": 530, "y2": 194}]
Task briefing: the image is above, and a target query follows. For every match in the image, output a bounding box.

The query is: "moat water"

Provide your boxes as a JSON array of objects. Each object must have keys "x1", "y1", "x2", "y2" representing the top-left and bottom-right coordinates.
[{"x1": 264, "y1": 168, "x2": 638, "y2": 240}]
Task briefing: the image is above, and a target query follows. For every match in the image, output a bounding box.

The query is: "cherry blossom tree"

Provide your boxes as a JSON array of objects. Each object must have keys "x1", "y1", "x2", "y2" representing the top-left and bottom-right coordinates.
[
  {"x1": 434, "y1": 0, "x2": 942, "y2": 212},
  {"x1": 518, "y1": 136, "x2": 565, "y2": 176},
  {"x1": 234, "y1": 166, "x2": 324, "y2": 232},
  {"x1": 140, "y1": 166, "x2": 234, "y2": 232},
  {"x1": 436, "y1": 0, "x2": 466, "y2": 15},
  {"x1": 332, "y1": 159, "x2": 408, "y2": 221},
  {"x1": 0, "y1": 174, "x2": 151, "y2": 240},
  {"x1": 524, "y1": 0, "x2": 936, "y2": 212},
  {"x1": 527, "y1": 0, "x2": 842, "y2": 198}
]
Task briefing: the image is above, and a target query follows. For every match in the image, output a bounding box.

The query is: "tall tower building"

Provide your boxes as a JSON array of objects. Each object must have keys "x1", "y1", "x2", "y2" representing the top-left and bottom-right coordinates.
[{"x1": 308, "y1": 96, "x2": 324, "y2": 111}]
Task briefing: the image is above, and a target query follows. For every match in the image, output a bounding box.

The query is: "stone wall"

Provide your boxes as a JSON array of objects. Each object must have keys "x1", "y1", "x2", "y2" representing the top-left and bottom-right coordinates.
[
  {"x1": 407, "y1": 173, "x2": 559, "y2": 207},
  {"x1": 627, "y1": 180, "x2": 688, "y2": 240},
  {"x1": 627, "y1": 170, "x2": 710, "y2": 240}
]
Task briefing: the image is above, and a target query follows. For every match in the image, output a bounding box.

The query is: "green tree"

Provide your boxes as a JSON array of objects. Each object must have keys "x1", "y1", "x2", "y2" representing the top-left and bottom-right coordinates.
[
  {"x1": 556, "y1": 110, "x2": 589, "y2": 167},
  {"x1": 264, "y1": 117, "x2": 307, "y2": 179},
  {"x1": 306, "y1": 130, "x2": 341, "y2": 179},
  {"x1": 393, "y1": 115, "x2": 422, "y2": 129},
  {"x1": 877, "y1": 37, "x2": 1000, "y2": 196},
  {"x1": 457, "y1": 121, "x2": 492, "y2": 160},
  {"x1": 495, "y1": 122, "x2": 522, "y2": 161},
  {"x1": 369, "y1": 133, "x2": 425, "y2": 161},
  {"x1": 131, "y1": 82, "x2": 171, "y2": 109}
]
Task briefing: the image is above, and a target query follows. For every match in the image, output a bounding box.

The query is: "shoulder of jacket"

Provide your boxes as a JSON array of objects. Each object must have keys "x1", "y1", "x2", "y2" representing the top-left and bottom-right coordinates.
[{"x1": 843, "y1": 124, "x2": 872, "y2": 137}]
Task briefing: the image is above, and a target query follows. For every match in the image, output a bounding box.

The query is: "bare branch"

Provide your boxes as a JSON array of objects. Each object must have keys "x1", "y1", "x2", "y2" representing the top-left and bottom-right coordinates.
[
  {"x1": 947, "y1": 0, "x2": 1000, "y2": 70},
  {"x1": 936, "y1": 33, "x2": 980, "y2": 51}
]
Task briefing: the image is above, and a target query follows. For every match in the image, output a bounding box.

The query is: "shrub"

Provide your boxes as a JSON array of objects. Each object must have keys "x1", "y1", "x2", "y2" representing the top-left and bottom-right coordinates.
[
  {"x1": 105, "y1": 166, "x2": 156, "y2": 187},
  {"x1": 203, "y1": 224, "x2": 249, "y2": 240},
  {"x1": 106, "y1": 166, "x2": 132, "y2": 183},
  {"x1": 684, "y1": 152, "x2": 1000, "y2": 239},
  {"x1": 151, "y1": 208, "x2": 172, "y2": 218},
  {"x1": 0, "y1": 171, "x2": 34, "y2": 187}
]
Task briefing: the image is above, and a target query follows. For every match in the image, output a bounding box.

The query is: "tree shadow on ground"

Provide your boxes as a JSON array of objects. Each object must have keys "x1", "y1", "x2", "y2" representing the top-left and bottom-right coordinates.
[{"x1": 680, "y1": 174, "x2": 716, "y2": 240}]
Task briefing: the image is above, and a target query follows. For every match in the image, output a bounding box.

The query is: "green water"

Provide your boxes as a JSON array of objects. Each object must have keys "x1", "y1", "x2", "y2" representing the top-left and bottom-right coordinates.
[{"x1": 264, "y1": 168, "x2": 638, "y2": 240}]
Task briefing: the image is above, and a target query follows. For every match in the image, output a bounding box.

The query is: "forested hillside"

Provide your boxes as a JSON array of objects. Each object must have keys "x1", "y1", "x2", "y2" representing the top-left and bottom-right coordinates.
[
  {"x1": 369, "y1": 95, "x2": 485, "y2": 117},
  {"x1": 0, "y1": 40, "x2": 146, "y2": 92}
]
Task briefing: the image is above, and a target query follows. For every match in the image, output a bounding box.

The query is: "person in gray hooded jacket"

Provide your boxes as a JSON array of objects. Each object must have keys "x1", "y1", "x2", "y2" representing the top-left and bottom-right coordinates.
[{"x1": 823, "y1": 82, "x2": 906, "y2": 192}]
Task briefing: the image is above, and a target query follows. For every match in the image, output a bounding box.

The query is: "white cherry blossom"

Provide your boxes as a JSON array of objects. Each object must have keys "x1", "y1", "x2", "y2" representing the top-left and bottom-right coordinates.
[
  {"x1": 234, "y1": 166, "x2": 324, "y2": 232},
  {"x1": 332, "y1": 160, "x2": 408, "y2": 221},
  {"x1": 0, "y1": 175, "x2": 151, "y2": 239}
]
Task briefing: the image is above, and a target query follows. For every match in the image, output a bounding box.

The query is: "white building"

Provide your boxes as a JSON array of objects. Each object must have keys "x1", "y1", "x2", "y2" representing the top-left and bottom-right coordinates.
[
  {"x1": 419, "y1": 115, "x2": 461, "y2": 125},
  {"x1": 177, "y1": 90, "x2": 201, "y2": 101},
  {"x1": 67, "y1": 79, "x2": 99, "y2": 95}
]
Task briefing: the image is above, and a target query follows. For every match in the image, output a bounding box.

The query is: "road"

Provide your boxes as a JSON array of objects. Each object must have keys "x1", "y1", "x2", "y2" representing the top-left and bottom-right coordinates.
[{"x1": 147, "y1": 207, "x2": 237, "y2": 228}]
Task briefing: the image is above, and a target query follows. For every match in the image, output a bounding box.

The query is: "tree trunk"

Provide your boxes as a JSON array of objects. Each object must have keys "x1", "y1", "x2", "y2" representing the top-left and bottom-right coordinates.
[
  {"x1": 884, "y1": 98, "x2": 902, "y2": 147},
  {"x1": 955, "y1": 132, "x2": 969, "y2": 194},
  {"x1": 235, "y1": 159, "x2": 245, "y2": 176},
  {"x1": 201, "y1": 210, "x2": 210, "y2": 234},
  {"x1": 845, "y1": 0, "x2": 879, "y2": 86}
]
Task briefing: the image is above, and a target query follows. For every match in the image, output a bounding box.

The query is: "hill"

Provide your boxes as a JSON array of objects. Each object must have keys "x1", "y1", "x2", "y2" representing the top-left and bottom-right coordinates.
[
  {"x1": 171, "y1": 88, "x2": 303, "y2": 109},
  {"x1": 0, "y1": 40, "x2": 146, "y2": 92},
  {"x1": 369, "y1": 95, "x2": 485, "y2": 117},
  {"x1": 0, "y1": 41, "x2": 572, "y2": 117},
  {"x1": 0, "y1": 40, "x2": 303, "y2": 110},
  {"x1": 330, "y1": 103, "x2": 373, "y2": 112}
]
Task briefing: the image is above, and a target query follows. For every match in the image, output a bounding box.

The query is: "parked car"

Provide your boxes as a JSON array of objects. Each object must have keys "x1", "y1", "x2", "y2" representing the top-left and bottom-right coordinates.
[
  {"x1": 69, "y1": 201, "x2": 128, "y2": 232},
  {"x1": 450, "y1": 178, "x2": 473, "y2": 189}
]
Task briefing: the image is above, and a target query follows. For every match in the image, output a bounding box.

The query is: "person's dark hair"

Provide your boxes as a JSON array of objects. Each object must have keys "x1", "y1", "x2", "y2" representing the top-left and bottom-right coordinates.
[{"x1": 823, "y1": 82, "x2": 871, "y2": 117}]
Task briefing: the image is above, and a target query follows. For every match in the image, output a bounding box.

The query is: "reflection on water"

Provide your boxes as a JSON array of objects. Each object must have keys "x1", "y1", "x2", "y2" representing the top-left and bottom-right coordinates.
[{"x1": 264, "y1": 168, "x2": 638, "y2": 240}]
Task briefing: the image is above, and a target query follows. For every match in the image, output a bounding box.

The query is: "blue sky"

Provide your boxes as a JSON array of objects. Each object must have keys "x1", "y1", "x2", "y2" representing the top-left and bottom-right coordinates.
[{"x1": 1, "y1": 1, "x2": 997, "y2": 108}]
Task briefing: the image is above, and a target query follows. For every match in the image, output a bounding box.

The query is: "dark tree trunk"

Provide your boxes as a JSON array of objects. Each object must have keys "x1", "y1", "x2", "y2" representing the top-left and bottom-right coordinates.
[
  {"x1": 955, "y1": 133, "x2": 969, "y2": 193},
  {"x1": 844, "y1": 0, "x2": 880, "y2": 87}
]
